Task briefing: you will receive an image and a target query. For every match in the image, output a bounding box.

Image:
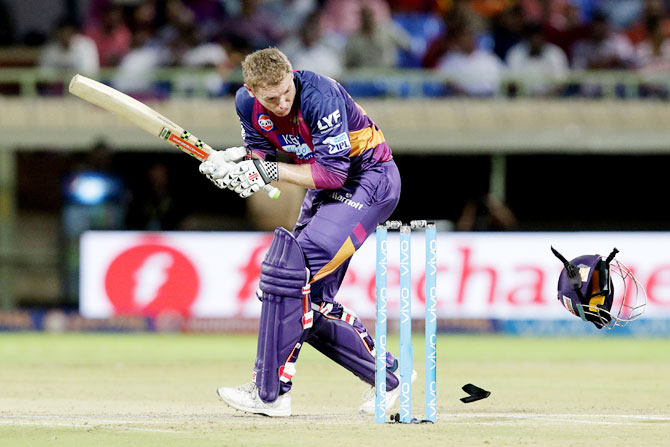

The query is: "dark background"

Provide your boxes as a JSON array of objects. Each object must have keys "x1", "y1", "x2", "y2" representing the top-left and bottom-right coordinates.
[{"x1": 17, "y1": 150, "x2": 670, "y2": 231}]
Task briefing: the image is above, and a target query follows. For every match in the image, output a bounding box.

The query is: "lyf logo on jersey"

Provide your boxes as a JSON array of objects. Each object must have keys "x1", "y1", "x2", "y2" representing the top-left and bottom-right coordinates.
[
  {"x1": 258, "y1": 114, "x2": 274, "y2": 131},
  {"x1": 279, "y1": 134, "x2": 314, "y2": 160},
  {"x1": 324, "y1": 132, "x2": 351, "y2": 154},
  {"x1": 317, "y1": 109, "x2": 342, "y2": 133}
]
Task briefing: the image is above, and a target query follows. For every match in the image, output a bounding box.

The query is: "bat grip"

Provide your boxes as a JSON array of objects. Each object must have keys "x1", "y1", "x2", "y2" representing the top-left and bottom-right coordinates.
[{"x1": 263, "y1": 184, "x2": 281, "y2": 200}]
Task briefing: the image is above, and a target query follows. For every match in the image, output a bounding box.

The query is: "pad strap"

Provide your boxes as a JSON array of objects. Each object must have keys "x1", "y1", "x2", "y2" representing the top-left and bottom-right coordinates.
[{"x1": 302, "y1": 283, "x2": 313, "y2": 329}]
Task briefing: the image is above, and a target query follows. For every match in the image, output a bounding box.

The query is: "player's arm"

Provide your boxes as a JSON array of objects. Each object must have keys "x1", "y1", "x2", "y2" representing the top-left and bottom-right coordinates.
[
  {"x1": 243, "y1": 92, "x2": 351, "y2": 192},
  {"x1": 303, "y1": 96, "x2": 351, "y2": 190},
  {"x1": 276, "y1": 163, "x2": 316, "y2": 189},
  {"x1": 214, "y1": 86, "x2": 350, "y2": 196}
]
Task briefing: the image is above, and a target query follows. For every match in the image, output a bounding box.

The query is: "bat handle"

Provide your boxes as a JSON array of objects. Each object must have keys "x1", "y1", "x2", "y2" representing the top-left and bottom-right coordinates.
[{"x1": 263, "y1": 184, "x2": 281, "y2": 200}]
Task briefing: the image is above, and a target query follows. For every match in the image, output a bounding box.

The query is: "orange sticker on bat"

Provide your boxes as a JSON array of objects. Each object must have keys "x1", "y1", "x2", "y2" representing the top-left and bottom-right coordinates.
[{"x1": 168, "y1": 133, "x2": 208, "y2": 160}]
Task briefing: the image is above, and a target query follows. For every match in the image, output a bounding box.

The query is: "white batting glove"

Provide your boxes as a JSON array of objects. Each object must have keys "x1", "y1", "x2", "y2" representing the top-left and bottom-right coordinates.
[
  {"x1": 220, "y1": 146, "x2": 248, "y2": 163},
  {"x1": 199, "y1": 147, "x2": 247, "y2": 188},
  {"x1": 222, "y1": 159, "x2": 279, "y2": 198}
]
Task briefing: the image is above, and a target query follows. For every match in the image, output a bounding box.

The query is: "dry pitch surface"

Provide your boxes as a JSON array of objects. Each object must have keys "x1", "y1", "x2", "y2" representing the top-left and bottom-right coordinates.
[{"x1": 1, "y1": 333, "x2": 669, "y2": 446}]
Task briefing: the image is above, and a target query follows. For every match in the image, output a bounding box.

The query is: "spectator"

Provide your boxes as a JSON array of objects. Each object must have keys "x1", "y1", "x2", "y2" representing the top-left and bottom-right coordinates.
[
  {"x1": 634, "y1": 13, "x2": 670, "y2": 98},
  {"x1": 597, "y1": 0, "x2": 647, "y2": 31},
  {"x1": 635, "y1": 14, "x2": 670, "y2": 71},
  {"x1": 455, "y1": 194, "x2": 518, "y2": 231},
  {"x1": 125, "y1": 163, "x2": 185, "y2": 231},
  {"x1": 571, "y1": 10, "x2": 636, "y2": 70},
  {"x1": 626, "y1": 0, "x2": 668, "y2": 45},
  {"x1": 436, "y1": 20, "x2": 504, "y2": 96},
  {"x1": 387, "y1": 0, "x2": 444, "y2": 13},
  {"x1": 472, "y1": 0, "x2": 509, "y2": 18},
  {"x1": 220, "y1": 0, "x2": 284, "y2": 49},
  {"x1": 38, "y1": 18, "x2": 100, "y2": 76},
  {"x1": 181, "y1": 0, "x2": 228, "y2": 42},
  {"x1": 131, "y1": 1, "x2": 158, "y2": 34},
  {"x1": 170, "y1": 22, "x2": 231, "y2": 95},
  {"x1": 543, "y1": 1, "x2": 590, "y2": 63},
  {"x1": 61, "y1": 140, "x2": 125, "y2": 303},
  {"x1": 344, "y1": 5, "x2": 412, "y2": 68},
  {"x1": 422, "y1": 0, "x2": 488, "y2": 68},
  {"x1": 84, "y1": 5, "x2": 132, "y2": 66},
  {"x1": 156, "y1": 0, "x2": 197, "y2": 45},
  {"x1": 265, "y1": 0, "x2": 318, "y2": 38},
  {"x1": 320, "y1": 0, "x2": 395, "y2": 49},
  {"x1": 506, "y1": 21, "x2": 569, "y2": 95},
  {"x1": 111, "y1": 29, "x2": 167, "y2": 96},
  {"x1": 280, "y1": 11, "x2": 343, "y2": 79},
  {"x1": 219, "y1": 33, "x2": 253, "y2": 69},
  {"x1": 450, "y1": 0, "x2": 489, "y2": 34},
  {"x1": 491, "y1": 4, "x2": 525, "y2": 60}
]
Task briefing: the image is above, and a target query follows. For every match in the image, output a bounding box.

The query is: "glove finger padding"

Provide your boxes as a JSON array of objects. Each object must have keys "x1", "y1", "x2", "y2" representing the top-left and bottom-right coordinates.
[
  {"x1": 222, "y1": 146, "x2": 248, "y2": 163},
  {"x1": 220, "y1": 159, "x2": 278, "y2": 198},
  {"x1": 239, "y1": 184, "x2": 260, "y2": 198},
  {"x1": 199, "y1": 161, "x2": 215, "y2": 175},
  {"x1": 200, "y1": 149, "x2": 238, "y2": 189}
]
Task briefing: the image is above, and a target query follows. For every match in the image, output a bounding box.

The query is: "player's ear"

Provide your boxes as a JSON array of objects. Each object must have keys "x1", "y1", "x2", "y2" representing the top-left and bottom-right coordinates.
[{"x1": 244, "y1": 84, "x2": 256, "y2": 98}]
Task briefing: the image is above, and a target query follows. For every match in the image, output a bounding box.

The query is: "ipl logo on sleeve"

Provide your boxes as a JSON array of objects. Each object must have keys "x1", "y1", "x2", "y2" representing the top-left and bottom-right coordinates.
[
  {"x1": 258, "y1": 114, "x2": 274, "y2": 132},
  {"x1": 324, "y1": 132, "x2": 351, "y2": 154}
]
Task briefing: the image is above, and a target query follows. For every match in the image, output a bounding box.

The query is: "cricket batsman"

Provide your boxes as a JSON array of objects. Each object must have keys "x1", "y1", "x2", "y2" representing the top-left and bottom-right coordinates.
[{"x1": 198, "y1": 48, "x2": 404, "y2": 417}]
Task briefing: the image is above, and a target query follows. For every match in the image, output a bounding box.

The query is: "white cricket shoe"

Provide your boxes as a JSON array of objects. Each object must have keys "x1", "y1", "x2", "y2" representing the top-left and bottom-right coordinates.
[
  {"x1": 359, "y1": 369, "x2": 417, "y2": 415},
  {"x1": 216, "y1": 382, "x2": 291, "y2": 417}
]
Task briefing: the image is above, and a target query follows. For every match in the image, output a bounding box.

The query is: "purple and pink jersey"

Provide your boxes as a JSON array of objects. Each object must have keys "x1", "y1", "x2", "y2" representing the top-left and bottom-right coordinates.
[
  {"x1": 236, "y1": 70, "x2": 392, "y2": 190},
  {"x1": 238, "y1": 71, "x2": 402, "y2": 397},
  {"x1": 236, "y1": 70, "x2": 400, "y2": 301}
]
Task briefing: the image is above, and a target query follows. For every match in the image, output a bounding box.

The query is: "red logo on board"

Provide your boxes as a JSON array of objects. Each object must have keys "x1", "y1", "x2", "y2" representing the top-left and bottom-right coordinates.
[
  {"x1": 104, "y1": 240, "x2": 199, "y2": 317},
  {"x1": 258, "y1": 114, "x2": 274, "y2": 131}
]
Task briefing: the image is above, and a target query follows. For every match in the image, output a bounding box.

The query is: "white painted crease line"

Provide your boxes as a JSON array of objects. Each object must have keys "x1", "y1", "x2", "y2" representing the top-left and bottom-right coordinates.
[
  {"x1": 442, "y1": 413, "x2": 670, "y2": 425},
  {"x1": 447, "y1": 413, "x2": 670, "y2": 420},
  {"x1": 2, "y1": 413, "x2": 669, "y2": 428},
  {"x1": 0, "y1": 415, "x2": 174, "y2": 425},
  {"x1": 0, "y1": 419, "x2": 183, "y2": 434}
]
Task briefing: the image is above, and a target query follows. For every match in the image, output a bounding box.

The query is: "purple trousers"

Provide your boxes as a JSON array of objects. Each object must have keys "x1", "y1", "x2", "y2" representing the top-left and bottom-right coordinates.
[
  {"x1": 277, "y1": 160, "x2": 401, "y2": 395},
  {"x1": 295, "y1": 160, "x2": 401, "y2": 301}
]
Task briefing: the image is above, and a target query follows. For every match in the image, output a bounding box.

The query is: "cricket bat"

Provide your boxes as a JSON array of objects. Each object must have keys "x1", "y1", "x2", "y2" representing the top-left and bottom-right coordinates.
[{"x1": 68, "y1": 74, "x2": 280, "y2": 199}]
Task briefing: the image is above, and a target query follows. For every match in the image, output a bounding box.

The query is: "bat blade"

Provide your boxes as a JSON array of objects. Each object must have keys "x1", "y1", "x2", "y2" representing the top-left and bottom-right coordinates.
[
  {"x1": 68, "y1": 74, "x2": 210, "y2": 161},
  {"x1": 68, "y1": 74, "x2": 280, "y2": 199}
]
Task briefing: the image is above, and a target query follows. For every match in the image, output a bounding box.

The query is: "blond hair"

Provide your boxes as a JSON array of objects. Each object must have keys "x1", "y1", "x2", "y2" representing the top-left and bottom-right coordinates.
[{"x1": 242, "y1": 48, "x2": 293, "y2": 91}]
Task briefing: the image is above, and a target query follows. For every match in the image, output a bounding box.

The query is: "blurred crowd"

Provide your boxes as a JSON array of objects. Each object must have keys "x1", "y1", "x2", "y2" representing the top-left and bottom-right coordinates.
[{"x1": 3, "y1": 0, "x2": 670, "y2": 96}]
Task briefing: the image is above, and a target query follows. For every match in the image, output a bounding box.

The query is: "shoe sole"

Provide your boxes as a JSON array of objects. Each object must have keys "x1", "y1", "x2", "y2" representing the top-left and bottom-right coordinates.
[{"x1": 216, "y1": 388, "x2": 291, "y2": 417}]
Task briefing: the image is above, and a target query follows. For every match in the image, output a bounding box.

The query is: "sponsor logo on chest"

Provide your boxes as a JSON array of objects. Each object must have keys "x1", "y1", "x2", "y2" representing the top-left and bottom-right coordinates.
[
  {"x1": 317, "y1": 110, "x2": 342, "y2": 133},
  {"x1": 279, "y1": 134, "x2": 314, "y2": 160},
  {"x1": 258, "y1": 114, "x2": 274, "y2": 132}
]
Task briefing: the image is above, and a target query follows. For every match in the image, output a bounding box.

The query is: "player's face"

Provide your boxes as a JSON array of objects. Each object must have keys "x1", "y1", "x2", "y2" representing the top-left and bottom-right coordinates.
[{"x1": 247, "y1": 72, "x2": 296, "y2": 117}]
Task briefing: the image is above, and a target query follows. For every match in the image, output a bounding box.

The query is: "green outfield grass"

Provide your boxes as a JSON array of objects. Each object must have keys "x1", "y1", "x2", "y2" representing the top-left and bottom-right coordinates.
[{"x1": 1, "y1": 333, "x2": 669, "y2": 446}]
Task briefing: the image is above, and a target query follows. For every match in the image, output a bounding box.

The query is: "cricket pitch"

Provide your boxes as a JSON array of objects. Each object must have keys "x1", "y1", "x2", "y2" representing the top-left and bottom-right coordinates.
[{"x1": 1, "y1": 333, "x2": 669, "y2": 446}]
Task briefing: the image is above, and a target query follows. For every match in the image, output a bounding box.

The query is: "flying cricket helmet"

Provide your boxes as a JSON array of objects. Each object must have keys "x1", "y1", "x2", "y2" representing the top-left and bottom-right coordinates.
[{"x1": 551, "y1": 246, "x2": 646, "y2": 329}]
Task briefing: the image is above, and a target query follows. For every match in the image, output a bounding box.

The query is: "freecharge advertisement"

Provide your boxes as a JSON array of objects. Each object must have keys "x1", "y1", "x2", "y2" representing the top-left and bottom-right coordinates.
[{"x1": 80, "y1": 231, "x2": 670, "y2": 320}]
